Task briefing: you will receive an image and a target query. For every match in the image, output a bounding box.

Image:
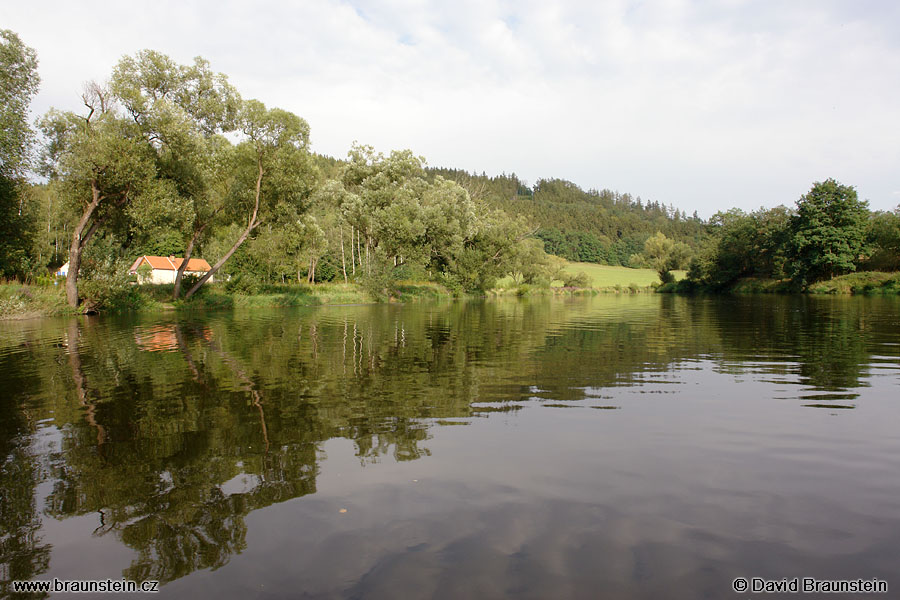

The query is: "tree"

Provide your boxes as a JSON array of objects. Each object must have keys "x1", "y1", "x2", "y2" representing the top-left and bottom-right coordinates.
[
  {"x1": 110, "y1": 50, "x2": 242, "y2": 300},
  {"x1": 0, "y1": 30, "x2": 39, "y2": 179},
  {"x1": 509, "y1": 237, "x2": 549, "y2": 284},
  {"x1": 0, "y1": 30, "x2": 40, "y2": 278},
  {"x1": 183, "y1": 100, "x2": 312, "y2": 299},
  {"x1": 788, "y1": 179, "x2": 869, "y2": 284},
  {"x1": 339, "y1": 144, "x2": 428, "y2": 280},
  {"x1": 39, "y1": 84, "x2": 156, "y2": 307},
  {"x1": 335, "y1": 145, "x2": 539, "y2": 292},
  {"x1": 864, "y1": 208, "x2": 900, "y2": 271},
  {"x1": 642, "y1": 231, "x2": 691, "y2": 284}
]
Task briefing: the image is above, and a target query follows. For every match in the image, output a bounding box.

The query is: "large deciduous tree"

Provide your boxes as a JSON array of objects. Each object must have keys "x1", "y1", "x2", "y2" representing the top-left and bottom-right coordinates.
[
  {"x1": 110, "y1": 50, "x2": 242, "y2": 300},
  {"x1": 0, "y1": 29, "x2": 40, "y2": 278},
  {"x1": 183, "y1": 100, "x2": 312, "y2": 299},
  {"x1": 335, "y1": 142, "x2": 540, "y2": 293},
  {"x1": 0, "y1": 30, "x2": 38, "y2": 179},
  {"x1": 39, "y1": 85, "x2": 156, "y2": 307},
  {"x1": 788, "y1": 179, "x2": 869, "y2": 284}
]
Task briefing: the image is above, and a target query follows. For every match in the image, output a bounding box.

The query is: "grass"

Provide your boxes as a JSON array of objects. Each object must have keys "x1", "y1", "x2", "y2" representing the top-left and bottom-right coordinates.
[
  {"x1": 496, "y1": 260, "x2": 686, "y2": 292},
  {"x1": 806, "y1": 272, "x2": 900, "y2": 295},
  {"x1": 660, "y1": 271, "x2": 900, "y2": 295},
  {"x1": 493, "y1": 260, "x2": 688, "y2": 296},
  {"x1": 172, "y1": 281, "x2": 453, "y2": 310},
  {"x1": 559, "y1": 261, "x2": 686, "y2": 289},
  {"x1": 0, "y1": 280, "x2": 458, "y2": 320},
  {"x1": 0, "y1": 281, "x2": 73, "y2": 319},
  {"x1": 6, "y1": 268, "x2": 895, "y2": 320}
]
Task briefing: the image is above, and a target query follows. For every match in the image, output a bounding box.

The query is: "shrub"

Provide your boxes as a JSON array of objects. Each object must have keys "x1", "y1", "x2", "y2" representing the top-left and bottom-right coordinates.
[
  {"x1": 224, "y1": 273, "x2": 262, "y2": 295},
  {"x1": 562, "y1": 271, "x2": 592, "y2": 288}
]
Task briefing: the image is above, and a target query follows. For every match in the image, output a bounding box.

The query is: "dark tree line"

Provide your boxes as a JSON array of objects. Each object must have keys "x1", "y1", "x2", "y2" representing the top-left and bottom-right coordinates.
[{"x1": 686, "y1": 179, "x2": 899, "y2": 289}]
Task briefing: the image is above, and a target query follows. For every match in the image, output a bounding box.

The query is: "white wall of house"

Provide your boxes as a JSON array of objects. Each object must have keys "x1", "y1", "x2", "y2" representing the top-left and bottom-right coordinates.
[
  {"x1": 137, "y1": 270, "x2": 213, "y2": 284},
  {"x1": 151, "y1": 270, "x2": 176, "y2": 284}
]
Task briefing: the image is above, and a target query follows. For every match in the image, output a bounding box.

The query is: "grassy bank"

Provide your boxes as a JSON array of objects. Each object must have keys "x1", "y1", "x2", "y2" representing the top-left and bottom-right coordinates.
[
  {"x1": 659, "y1": 271, "x2": 900, "y2": 295},
  {"x1": 1, "y1": 282, "x2": 74, "y2": 319},
  {"x1": 0, "y1": 280, "x2": 455, "y2": 320},
  {"x1": 172, "y1": 281, "x2": 453, "y2": 310},
  {"x1": 7, "y1": 269, "x2": 896, "y2": 320},
  {"x1": 807, "y1": 272, "x2": 900, "y2": 295},
  {"x1": 1, "y1": 261, "x2": 691, "y2": 320}
]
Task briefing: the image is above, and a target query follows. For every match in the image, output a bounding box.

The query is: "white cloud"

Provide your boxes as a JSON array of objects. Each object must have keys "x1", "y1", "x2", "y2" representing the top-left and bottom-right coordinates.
[{"x1": 2, "y1": 0, "x2": 898, "y2": 215}]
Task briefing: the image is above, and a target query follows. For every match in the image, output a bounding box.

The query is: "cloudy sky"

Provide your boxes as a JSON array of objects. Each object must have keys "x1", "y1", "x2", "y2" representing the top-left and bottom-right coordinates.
[{"x1": 3, "y1": 0, "x2": 899, "y2": 216}]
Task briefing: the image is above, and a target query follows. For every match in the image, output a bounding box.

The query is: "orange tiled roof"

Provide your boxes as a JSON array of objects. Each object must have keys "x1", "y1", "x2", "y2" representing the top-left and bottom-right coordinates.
[
  {"x1": 169, "y1": 257, "x2": 213, "y2": 272},
  {"x1": 129, "y1": 256, "x2": 212, "y2": 273}
]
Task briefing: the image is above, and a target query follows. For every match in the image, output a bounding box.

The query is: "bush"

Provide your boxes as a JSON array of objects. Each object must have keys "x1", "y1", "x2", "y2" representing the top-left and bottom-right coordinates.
[
  {"x1": 562, "y1": 271, "x2": 592, "y2": 288},
  {"x1": 78, "y1": 256, "x2": 148, "y2": 312},
  {"x1": 80, "y1": 275, "x2": 145, "y2": 312},
  {"x1": 434, "y1": 272, "x2": 465, "y2": 296},
  {"x1": 224, "y1": 273, "x2": 263, "y2": 295}
]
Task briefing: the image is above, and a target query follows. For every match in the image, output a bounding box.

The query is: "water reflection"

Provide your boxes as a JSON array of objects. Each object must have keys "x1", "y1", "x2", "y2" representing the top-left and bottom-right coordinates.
[{"x1": 0, "y1": 295, "x2": 898, "y2": 596}]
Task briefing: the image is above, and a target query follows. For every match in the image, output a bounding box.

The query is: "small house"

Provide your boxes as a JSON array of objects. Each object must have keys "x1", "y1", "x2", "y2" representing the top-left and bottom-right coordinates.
[{"x1": 129, "y1": 255, "x2": 214, "y2": 284}]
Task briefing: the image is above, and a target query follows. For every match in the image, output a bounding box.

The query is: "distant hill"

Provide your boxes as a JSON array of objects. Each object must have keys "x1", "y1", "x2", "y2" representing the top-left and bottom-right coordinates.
[{"x1": 427, "y1": 168, "x2": 707, "y2": 266}]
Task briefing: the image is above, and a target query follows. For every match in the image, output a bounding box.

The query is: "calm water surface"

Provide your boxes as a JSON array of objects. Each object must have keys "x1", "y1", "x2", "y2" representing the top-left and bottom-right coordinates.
[{"x1": 1, "y1": 295, "x2": 899, "y2": 599}]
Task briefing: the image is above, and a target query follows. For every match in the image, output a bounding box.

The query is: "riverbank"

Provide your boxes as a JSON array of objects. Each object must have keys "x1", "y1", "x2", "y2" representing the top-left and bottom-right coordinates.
[
  {"x1": 658, "y1": 271, "x2": 900, "y2": 295},
  {"x1": 4, "y1": 270, "x2": 899, "y2": 320},
  {"x1": 0, "y1": 281, "x2": 454, "y2": 320}
]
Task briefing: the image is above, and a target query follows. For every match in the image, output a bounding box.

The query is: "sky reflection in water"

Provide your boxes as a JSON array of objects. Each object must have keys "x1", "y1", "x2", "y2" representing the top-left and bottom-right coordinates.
[{"x1": 1, "y1": 295, "x2": 899, "y2": 598}]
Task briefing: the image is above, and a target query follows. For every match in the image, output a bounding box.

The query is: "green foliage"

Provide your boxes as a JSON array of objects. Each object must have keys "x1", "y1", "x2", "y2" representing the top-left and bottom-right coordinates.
[
  {"x1": 224, "y1": 272, "x2": 263, "y2": 295},
  {"x1": 806, "y1": 271, "x2": 900, "y2": 295},
  {"x1": 134, "y1": 230, "x2": 186, "y2": 258},
  {"x1": 864, "y1": 208, "x2": 900, "y2": 272},
  {"x1": 327, "y1": 143, "x2": 539, "y2": 293},
  {"x1": 536, "y1": 228, "x2": 611, "y2": 263},
  {"x1": 0, "y1": 177, "x2": 36, "y2": 279},
  {"x1": 79, "y1": 260, "x2": 149, "y2": 312},
  {"x1": 640, "y1": 232, "x2": 692, "y2": 284},
  {"x1": 431, "y1": 169, "x2": 706, "y2": 266},
  {"x1": 0, "y1": 29, "x2": 40, "y2": 180},
  {"x1": 0, "y1": 30, "x2": 40, "y2": 279},
  {"x1": 0, "y1": 282, "x2": 69, "y2": 317},
  {"x1": 359, "y1": 267, "x2": 399, "y2": 301},
  {"x1": 682, "y1": 181, "x2": 889, "y2": 294},
  {"x1": 136, "y1": 261, "x2": 153, "y2": 281},
  {"x1": 688, "y1": 206, "x2": 792, "y2": 289},
  {"x1": 788, "y1": 179, "x2": 869, "y2": 285},
  {"x1": 561, "y1": 271, "x2": 592, "y2": 288}
]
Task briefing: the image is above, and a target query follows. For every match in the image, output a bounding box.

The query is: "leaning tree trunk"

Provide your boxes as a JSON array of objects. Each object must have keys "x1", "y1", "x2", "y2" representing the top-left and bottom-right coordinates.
[
  {"x1": 184, "y1": 161, "x2": 264, "y2": 300},
  {"x1": 66, "y1": 181, "x2": 103, "y2": 308},
  {"x1": 173, "y1": 215, "x2": 217, "y2": 301},
  {"x1": 173, "y1": 229, "x2": 201, "y2": 300}
]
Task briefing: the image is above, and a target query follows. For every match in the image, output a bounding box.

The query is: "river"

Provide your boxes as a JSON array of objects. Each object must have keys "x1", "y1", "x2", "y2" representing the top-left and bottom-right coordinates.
[{"x1": 1, "y1": 295, "x2": 899, "y2": 598}]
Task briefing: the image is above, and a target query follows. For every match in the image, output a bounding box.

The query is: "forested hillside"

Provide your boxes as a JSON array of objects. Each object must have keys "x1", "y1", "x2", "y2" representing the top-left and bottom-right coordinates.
[{"x1": 428, "y1": 168, "x2": 707, "y2": 265}]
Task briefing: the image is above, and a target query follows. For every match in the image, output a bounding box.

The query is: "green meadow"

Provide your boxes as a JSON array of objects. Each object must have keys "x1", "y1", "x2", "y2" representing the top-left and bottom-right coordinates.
[
  {"x1": 495, "y1": 260, "x2": 686, "y2": 291},
  {"x1": 558, "y1": 261, "x2": 686, "y2": 288}
]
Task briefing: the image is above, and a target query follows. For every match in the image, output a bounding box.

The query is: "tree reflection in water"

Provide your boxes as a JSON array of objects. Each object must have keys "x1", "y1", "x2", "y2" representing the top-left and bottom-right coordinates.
[{"x1": 0, "y1": 295, "x2": 896, "y2": 587}]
